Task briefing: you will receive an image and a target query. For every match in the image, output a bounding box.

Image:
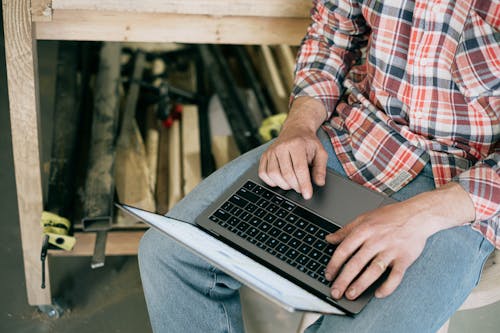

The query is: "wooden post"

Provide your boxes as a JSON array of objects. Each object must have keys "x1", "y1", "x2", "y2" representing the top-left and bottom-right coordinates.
[{"x1": 2, "y1": 0, "x2": 51, "y2": 305}]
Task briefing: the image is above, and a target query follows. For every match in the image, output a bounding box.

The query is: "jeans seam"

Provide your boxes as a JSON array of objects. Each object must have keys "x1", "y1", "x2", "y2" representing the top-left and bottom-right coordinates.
[{"x1": 219, "y1": 302, "x2": 232, "y2": 333}]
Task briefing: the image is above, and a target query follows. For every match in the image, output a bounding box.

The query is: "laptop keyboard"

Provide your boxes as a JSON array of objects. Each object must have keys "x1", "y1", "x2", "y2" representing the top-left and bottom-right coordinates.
[{"x1": 208, "y1": 180, "x2": 340, "y2": 286}]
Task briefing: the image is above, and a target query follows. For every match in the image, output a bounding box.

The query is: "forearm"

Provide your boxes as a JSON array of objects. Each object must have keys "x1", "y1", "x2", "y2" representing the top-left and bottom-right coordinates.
[{"x1": 283, "y1": 97, "x2": 328, "y2": 133}]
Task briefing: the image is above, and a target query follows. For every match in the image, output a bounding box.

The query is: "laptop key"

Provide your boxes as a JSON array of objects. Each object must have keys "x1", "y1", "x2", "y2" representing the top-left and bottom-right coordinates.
[
  {"x1": 276, "y1": 244, "x2": 289, "y2": 254},
  {"x1": 281, "y1": 200, "x2": 296, "y2": 211},
  {"x1": 313, "y1": 240, "x2": 327, "y2": 251},
  {"x1": 276, "y1": 208, "x2": 288, "y2": 218},
  {"x1": 222, "y1": 201, "x2": 234, "y2": 212},
  {"x1": 271, "y1": 195, "x2": 284, "y2": 205},
  {"x1": 283, "y1": 224, "x2": 296, "y2": 234},
  {"x1": 240, "y1": 212, "x2": 252, "y2": 222},
  {"x1": 243, "y1": 181, "x2": 256, "y2": 190},
  {"x1": 288, "y1": 238, "x2": 300, "y2": 248},
  {"x1": 264, "y1": 213, "x2": 277, "y2": 223},
  {"x1": 237, "y1": 222, "x2": 250, "y2": 232},
  {"x1": 265, "y1": 238, "x2": 278, "y2": 248},
  {"x1": 304, "y1": 235, "x2": 316, "y2": 245},
  {"x1": 278, "y1": 233, "x2": 291, "y2": 243},
  {"x1": 256, "y1": 232, "x2": 269, "y2": 243},
  {"x1": 310, "y1": 250, "x2": 321, "y2": 260},
  {"x1": 237, "y1": 187, "x2": 259, "y2": 203},
  {"x1": 292, "y1": 229, "x2": 306, "y2": 240},
  {"x1": 269, "y1": 227, "x2": 281, "y2": 237},
  {"x1": 254, "y1": 208, "x2": 267, "y2": 218},
  {"x1": 306, "y1": 224, "x2": 319, "y2": 234},
  {"x1": 299, "y1": 244, "x2": 312, "y2": 254},
  {"x1": 213, "y1": 209, "x2": 230, "y2": 221},
  {"x1": 320, "y1": 255, "x2": 330, "y2": 265},
  {"x1": 229, "y1": 195, "x2": 247, "y2": 208},
  {"x1": 267, "y1": 203, "x2": 279, "y2": 213},
  {"x1": 245, "y1": 203, "x2": 258, "y2": 213},
  {"x1": 273, "y1": 219, "x2": 286, "y2": 228},
  {"x1": 286, "y1": 249, "x2": 299, "y2": 259},
  {"x1": 248, "y1": 227, "x2": 259, "y2": 237}
]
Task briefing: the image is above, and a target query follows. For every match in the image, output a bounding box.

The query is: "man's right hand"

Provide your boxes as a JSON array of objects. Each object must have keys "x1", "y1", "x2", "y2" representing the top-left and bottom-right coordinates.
[{"x1": 258, "y1": 97, "x2": 329, "y2": 200}]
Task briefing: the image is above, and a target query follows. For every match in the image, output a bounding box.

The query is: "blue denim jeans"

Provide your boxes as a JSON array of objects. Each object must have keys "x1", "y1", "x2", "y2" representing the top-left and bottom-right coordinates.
[{"x1": 138, "y1": 129, "x2": 494, "y2": 333}]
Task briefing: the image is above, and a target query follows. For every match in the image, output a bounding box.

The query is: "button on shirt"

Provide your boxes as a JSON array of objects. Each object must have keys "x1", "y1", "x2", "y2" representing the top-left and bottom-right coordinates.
[{"x1": 291, "y1": 0, "x2": 500, "y2": 247}]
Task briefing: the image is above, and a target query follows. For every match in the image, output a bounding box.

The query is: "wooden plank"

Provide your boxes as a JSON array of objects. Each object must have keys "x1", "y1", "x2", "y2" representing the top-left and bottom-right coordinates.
[
  {"x1": 49, "y1": 231, "x2": 145, "y2": 256},
  {"x1": 31, "y1": 0, "x2": 52, "y2": 22},
  {"x1": 211, "y1": 136, "x2": 240, "y2": 169},
  {"x1": 34, "y1": 10, "x2": 309, "y2": 45},
  {"x1": 258, "y1": 45, "x2": 289, "y2": 114},
  {"x1": 51, "y1": 0, "x2": 310, "y2": 18},
  {"x1": 168, "y1": 120, "x2": 183, "y2": 210},
  {"x1": 156, "y1": 125, "x2": 170, "y2": 215},
  {"x1": 2, "y1": 0, "x2": 52, "y2": 305},
  {"x1": 181, "y1": 105, "x2": 202, "y2": 195},
  {"x1": 273, "y1": 44, "x2": 296, "y2": 91},
  {"x1": 115, "y1": 52, "x2": 156, "y2": 213}
]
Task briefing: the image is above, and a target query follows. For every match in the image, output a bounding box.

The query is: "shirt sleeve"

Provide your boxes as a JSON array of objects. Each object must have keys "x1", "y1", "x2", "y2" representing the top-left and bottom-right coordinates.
[
  {"x1": 291, "y1": 0, "x2": 370, "y2": 119},
  {"x1": 456, "y1": 151, "x2": 500, "y2": 222}
]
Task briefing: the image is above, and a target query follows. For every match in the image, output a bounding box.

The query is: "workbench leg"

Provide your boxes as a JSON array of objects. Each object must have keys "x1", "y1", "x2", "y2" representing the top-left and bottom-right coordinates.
[{"x1": 2, "y1": 0, "x2": 52, "y2": 306}]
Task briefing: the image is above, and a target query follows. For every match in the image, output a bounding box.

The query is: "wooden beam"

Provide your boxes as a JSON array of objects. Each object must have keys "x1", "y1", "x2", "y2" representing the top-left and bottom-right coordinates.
[
  {"x1": 168, "y1": 120, "x2": 183, "y2": 210},
  {"x1": 273, "y1": 44, "x2": 296, "y2": 91},
  {"x1": 181, "y1": 105, "x2": 202, "y2": 195},
  {"x1": 50, "y1": 0, "x2": 310, "y2": 18},
  {"x1": 31, "y1": 0, "x2": 52, "y2": 22},
  {"x1": 49, "y1": 231, "x2": 145, "y2": 256},
  {"x1": 2, "y1": 0, "x2": 51, "y2": 305},
  {"x1": 34, "y1": 10, "x2": 309, "y2": 45},
  {"x1": 259, "y1": 45, "x2": 289, "y2": 114}
]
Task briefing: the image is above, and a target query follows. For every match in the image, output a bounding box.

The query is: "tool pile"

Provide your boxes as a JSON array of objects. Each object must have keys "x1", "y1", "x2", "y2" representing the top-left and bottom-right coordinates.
[{"x1": 42, "y1": 41, "x2": 297, "y2": 273}]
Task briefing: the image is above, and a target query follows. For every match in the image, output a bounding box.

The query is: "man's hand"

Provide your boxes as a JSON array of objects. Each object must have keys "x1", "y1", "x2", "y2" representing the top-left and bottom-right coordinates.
[
  {"x1": 259, "y1": 97, "x2": 328, "y2": 199},
  {"x1": 324, "y1": 182, "x2": 476, "y2": 300}
]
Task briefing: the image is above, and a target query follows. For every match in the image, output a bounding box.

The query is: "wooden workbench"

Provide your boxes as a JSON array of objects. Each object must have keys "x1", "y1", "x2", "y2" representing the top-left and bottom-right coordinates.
[{"x1": 2, "y1": 0, "x2": 310, "y2": 307}]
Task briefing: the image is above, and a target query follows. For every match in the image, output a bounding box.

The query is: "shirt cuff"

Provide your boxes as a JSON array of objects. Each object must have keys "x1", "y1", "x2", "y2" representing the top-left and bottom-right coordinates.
[
  {"x1": 290, "y1": 69, "x2": 342, "y2": 121},
  {"x1": 456, "y1": 160, "x2": 500, "y2": 222}
]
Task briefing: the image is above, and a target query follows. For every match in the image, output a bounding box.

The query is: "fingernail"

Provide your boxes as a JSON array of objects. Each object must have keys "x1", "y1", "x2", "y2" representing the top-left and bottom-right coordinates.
[
  {"x1": 325, "y1": 272, "x2": 332, "y2": 280},
  {"x1": 347, "y1": 288, "x2": 356, "y2": 299},
  {"x1": 331, "y1": 288, "x2": 341, "y2": 299}
]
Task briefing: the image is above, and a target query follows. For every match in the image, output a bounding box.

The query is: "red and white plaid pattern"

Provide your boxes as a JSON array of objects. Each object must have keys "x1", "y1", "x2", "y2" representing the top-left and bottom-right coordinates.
[{"x1": 292, "y1": 0, "x2": 500, "y2": 247}]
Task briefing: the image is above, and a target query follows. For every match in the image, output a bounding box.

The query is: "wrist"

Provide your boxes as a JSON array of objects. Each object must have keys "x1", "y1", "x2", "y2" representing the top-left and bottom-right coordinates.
[
  {"x1": 407, "y1": 182, "x2": 476, "y2": 233},
  {"x1": 285, "y1": 96, "x2": 328, "y2": 133}
]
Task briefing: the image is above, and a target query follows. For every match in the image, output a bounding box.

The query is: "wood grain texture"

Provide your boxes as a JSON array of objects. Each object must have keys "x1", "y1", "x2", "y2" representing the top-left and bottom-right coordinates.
[
  {"x1": 2, "y1": 0, "x2": 51, "y2": 305},
  {"x1": 34, "y1": 10, "x2": 309, "y2": 45},
  {"x1": 167, "y1": 120, "x2": 183, "y2": 210},
  {"x1": 274, "y1": 44, "x2": 296, "y2": 91},
  {"x1": 259, "y1": 45, "x2": 289, "y2": 114},
  {"x1": 51, "y1": 0, "x2": 310, "y2": 18},
  {"x1": 31, "y1": 0, "x2": 52, "y2": 22},
  {"x1": 49, "y1": 231, "x2": 145, "y2": 256},
  {"x1": 181, "y1": 105, "x2": 201, "y2": 195}
]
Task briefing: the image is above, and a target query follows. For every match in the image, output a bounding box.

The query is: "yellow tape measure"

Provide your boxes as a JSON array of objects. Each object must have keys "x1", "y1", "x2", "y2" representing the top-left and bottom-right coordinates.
[
  {"x1": 41, "y1": 211, "x2": 76, "y2": 251},
  {"x1": 258, "y1": 113, "x2": 288, "y2": 142}
]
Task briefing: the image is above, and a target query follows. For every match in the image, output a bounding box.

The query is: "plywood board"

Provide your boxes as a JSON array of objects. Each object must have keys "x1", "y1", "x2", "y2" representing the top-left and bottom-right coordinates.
[{"x1": 167, "y1": 120, "x2": 183, "y2": 210}]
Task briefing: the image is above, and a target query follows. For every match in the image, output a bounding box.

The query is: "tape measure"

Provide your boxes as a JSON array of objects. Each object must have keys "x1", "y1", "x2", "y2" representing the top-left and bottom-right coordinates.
[
  {"x1": 258, "y1": 113, "x2": 288, "y2": 142},
  {"x1": 41, "y1": 211, "x2": 76, "y2": 251}
]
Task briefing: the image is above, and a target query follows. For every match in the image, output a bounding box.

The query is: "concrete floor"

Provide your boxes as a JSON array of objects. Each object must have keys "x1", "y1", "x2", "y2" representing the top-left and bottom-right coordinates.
[{"x1": 1, "y1": 9, "x2": 500, "y2": 333}]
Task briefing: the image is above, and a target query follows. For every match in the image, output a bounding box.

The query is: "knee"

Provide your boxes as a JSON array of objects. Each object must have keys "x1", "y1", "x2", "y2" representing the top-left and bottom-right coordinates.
[{"x1": 138, "y1": 228, "x2": 177, "y2": 272}]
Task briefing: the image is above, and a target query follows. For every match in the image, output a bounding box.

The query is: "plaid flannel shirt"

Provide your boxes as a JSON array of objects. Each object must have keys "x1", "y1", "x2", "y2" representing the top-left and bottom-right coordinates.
[{"x1": 291, "y1": 0, "x2": 500, "y2": 247}]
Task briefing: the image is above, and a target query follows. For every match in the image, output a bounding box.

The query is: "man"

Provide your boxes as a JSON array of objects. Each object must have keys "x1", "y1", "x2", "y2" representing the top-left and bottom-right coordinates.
[{"x1": 139, "y1": 0, "x2": 499, "y2": 332}]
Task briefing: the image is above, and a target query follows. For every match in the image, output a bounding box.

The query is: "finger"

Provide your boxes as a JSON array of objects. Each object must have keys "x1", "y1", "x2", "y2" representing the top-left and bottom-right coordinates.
[
  {"x1": 258, "y1": 154, "x2": 277, "y2": 187},
  {"x1": 324, "y1": 228, "x2": 368, "y2": 282},
  {"x1": 311, "y1": 146, "x2": 328, "y2": 186},
  {"x1": 375, "y1": 264, "x2": 406, "y2": 298},
  {"x1": 289, "y1": 150, "x2": 313, "y2": 199},
  {"x1": 344, "y1": 256, "x2": 391, "y2": 300},
  {"x1": 267, "y1": 153, "x2": 292, "y2": 190},
  {"x1": 275, "y1": 150, "x2": 301, "y2": 193},
  {"x1": 329, "y1": 246, "x2": 378, "y2": 299},
  {"x1": 325, "y1": 218, "x2": 363, "y2": 244}
]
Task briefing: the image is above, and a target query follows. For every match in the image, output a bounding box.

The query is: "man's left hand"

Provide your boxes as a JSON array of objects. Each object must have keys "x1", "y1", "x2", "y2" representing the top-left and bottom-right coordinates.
[{"x1": 324, "y1": 182, "x2": 476, "y2": 300}]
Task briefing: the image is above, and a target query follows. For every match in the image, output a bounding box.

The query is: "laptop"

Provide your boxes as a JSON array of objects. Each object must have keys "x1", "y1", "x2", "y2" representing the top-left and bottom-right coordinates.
[{"x1": 120, "y1": 163, "x2": 396, "y2": 315}]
